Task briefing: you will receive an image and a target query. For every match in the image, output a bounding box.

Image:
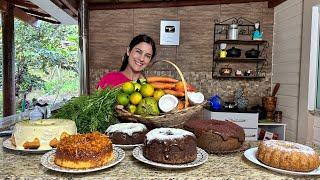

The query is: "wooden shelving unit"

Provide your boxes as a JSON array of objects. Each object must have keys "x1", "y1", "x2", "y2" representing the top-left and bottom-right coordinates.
[
  {"x1": 214, "y1": 57, "x2": 266, "y2": 62},
  {"x1": 215, "y1": 39, "x2": 267, "y2": 45},
  {"x1": 212, "y1": 17, "x2": 268, "y2": 79},
  {"x1": 212, "y1": 75, "x2": 265, "y2": 79}
]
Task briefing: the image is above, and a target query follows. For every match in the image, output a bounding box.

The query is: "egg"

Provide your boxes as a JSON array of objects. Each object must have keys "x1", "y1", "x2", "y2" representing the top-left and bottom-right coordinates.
[{"x1": 158, "y1": 94, "x2": 179, "y2": 113}]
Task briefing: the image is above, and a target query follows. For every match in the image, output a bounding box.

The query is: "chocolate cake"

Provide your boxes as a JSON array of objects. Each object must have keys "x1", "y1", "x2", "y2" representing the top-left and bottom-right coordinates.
[
  {"x1": 184, "y1": 119, "x2": 245, "y2": 153},
  {"x1": 105, "y1": 123, "x2": 147, "y2": 145},
  {"x1": 143, "y1": 128, "x2": 197, "y2": 164}
]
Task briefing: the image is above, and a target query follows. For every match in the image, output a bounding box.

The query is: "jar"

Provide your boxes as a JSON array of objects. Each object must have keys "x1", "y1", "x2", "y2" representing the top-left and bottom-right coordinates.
[
  {"x1": 228, "y1": 24, "x2": 238, "y2": 40},
  {"x1": 274, "y1": 111, "x2": 282, "y2": 123}
]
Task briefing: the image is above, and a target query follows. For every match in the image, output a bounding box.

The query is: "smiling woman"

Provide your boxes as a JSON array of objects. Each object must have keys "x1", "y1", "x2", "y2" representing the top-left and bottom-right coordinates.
[{"x1": 97, "y1": 34, "x2": 156, "y2": 89}]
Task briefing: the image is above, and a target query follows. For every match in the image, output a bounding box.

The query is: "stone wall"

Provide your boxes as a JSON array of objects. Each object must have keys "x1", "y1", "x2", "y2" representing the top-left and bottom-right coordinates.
[{"x1": 88, "y1": 2, "x2": 274, "y2": 107}]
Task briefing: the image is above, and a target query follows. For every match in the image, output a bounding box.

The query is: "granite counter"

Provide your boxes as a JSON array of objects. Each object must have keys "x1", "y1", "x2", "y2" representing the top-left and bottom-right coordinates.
[{"x1": 0, "y1": 137, "x2": 319, "y2": 179}]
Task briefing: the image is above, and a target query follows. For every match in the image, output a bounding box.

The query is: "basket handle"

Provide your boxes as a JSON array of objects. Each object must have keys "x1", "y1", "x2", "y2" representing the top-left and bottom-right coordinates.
[{"x1": 151, "y1": 60, "x2": 189, "y2": 107}]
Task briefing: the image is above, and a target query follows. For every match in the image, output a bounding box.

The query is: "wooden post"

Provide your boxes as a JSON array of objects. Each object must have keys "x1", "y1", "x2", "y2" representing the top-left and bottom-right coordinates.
[{"x1": 2, "y1": 2, "x2": 16, "y2": 117}]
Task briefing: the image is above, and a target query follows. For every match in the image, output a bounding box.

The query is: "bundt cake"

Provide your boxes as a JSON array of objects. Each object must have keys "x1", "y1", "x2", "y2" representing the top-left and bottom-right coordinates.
[
  {"x1": 143, "y1": 128, "x2": 197, "y2": 164},
  {"x1": 54, "y1": 132, "x2": 113, "y2": 169},
  {"x1": 105, "y1": 123, "x2": 147, "y2": 145},
  {"x1": 184, "y1": 119, "x2": 245, "y2": 153},
  {"x1": 257, "y1": 140, "x2": 320, "y2": 172}
]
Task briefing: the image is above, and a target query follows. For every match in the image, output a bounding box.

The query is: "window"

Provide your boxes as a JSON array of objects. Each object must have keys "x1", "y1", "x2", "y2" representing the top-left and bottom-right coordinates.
[{"x1": 308, "y1": 5, "x2": 320, "y2": 110}]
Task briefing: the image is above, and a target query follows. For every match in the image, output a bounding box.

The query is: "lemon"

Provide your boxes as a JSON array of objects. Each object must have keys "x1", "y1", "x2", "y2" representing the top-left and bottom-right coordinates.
[
  {"x1": 153, "y1": 89, "x2": 165, "y2": 101},
  {"x1": 140, "y1": 84, "x2": 154, "y2": 97},
  {"x1": 122, "y1": 82, "x2": 134, "y2": 94},
  {"x1": 127, "y1": 104, "x2": 137, "y2": 114},
  {"x1": 117, "y1": 93, "x2": 130, "y2": 106},
  {"x1": 130, "y1": 92, "x2": 143, "y2": 105},
  {"x1": 133, "y1": 82, "x2": 141, "y2": 92}
]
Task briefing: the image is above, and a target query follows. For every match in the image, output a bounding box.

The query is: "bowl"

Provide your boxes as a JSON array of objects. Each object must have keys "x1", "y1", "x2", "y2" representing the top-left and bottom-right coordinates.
[
  {"x1": 158, "y1": 94, "x2": 179, "y2": 113},
  {"x1": 219, "y1": 67, "x2": 232, "y2": 76}
]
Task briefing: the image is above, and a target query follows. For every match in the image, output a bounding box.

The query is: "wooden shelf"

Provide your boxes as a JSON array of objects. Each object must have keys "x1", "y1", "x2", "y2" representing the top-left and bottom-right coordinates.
[
  {"x1": 214, "y1": 57, "x2": 266, "y2": 62},
  {"x1": 215, "y1": 39, "x2": 267, "y2": 45},
  {"x1": 212, "y1": 75, "x2": 265, "y2": 79}
]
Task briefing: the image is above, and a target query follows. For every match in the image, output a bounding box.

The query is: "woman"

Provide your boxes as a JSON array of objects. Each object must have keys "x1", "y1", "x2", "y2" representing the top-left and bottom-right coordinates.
[{"x1": 97, "y1": 34, "x2": 156, "y2": 89}]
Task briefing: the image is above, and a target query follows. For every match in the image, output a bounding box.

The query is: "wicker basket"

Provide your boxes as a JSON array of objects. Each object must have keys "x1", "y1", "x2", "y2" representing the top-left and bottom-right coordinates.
[{"x1": 115, "y1": 60, "x2": 205, "y2": 128}]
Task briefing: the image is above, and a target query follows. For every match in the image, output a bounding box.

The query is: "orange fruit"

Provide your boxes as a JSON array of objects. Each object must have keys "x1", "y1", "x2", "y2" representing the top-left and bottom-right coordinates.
[
  {"x1": 127, "y1": 104, "x2": 137, "y2": 114},
  {"x1": 140, "y1": 84, "x2": 154, "y2": 97},
  {"x1": 122, "y1": 82, "x2": 134, "y2": 94},
  {"x1": 153, "y1": 89, "x2": 165, "y2": 101},
  {"x1": 130, "y1": 92, "x2": 143, "y2": 105},
  {"x1": 117, "y1": 93, "x2": 129, "y2": 106}
]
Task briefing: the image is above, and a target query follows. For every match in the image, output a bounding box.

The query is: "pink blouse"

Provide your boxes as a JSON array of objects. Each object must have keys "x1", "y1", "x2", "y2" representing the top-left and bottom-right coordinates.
[{"x1": 97, "y1": 72, "x2": 130, "y2": 89}]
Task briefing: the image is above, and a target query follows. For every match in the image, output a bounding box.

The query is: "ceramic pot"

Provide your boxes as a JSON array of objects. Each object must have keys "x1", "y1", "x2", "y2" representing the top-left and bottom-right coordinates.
[
  {"x1": 245, "y1": 48, "x2": 260, "y2": 58},
  {"x1": 226, "y1": 47, "x2": 241, "y2": 57},
  {"x1": 262, "y1": 96, "x2": 277, "y2": 120}
]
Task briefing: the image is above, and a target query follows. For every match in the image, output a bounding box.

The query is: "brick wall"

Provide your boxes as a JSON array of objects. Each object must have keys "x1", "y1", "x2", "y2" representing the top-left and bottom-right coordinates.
[{"x1": 88, "y1": 2, "x2": 274, "y2": 107}]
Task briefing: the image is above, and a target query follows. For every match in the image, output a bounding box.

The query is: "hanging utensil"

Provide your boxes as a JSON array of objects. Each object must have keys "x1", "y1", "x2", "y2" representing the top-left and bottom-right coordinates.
[{"x1": 271, "y1": 83, "x2": 280, "y2": 97}]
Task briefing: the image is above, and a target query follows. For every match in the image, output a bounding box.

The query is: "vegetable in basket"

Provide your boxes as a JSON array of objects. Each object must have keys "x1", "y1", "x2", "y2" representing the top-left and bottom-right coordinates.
[{"x1": 51, "y1": 88, "x2": 121, "y2": 134}]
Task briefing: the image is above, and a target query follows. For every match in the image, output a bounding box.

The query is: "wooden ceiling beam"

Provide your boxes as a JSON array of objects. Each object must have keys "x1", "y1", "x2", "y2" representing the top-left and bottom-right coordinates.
[
  {"x1": 28, "y1": 14, "x2": 60, "y2": 24},
  {"x1": 1, "y1": 1, "x2": 38, "y2": 26},
  {"x1": 56, "y1": 0, "x2": 78, "y2": 16},
  {"x1": 4, "y1": 0, "x2": 38, "y2": 9},
  {"x1": 88, "y1": 0, "x2": 268, "y2": 10},
  {"x1": 268, "y1": 0, "x2": 286, "y2": 8},
  {"x1": 17, "y1": 6, "x2": 51, "y2": 17}
]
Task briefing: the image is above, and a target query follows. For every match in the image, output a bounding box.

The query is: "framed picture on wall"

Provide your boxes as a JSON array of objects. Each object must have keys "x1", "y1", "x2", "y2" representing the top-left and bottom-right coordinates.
[{"x1": 160, "y1": 20, "x2": 180, "y2": 45}]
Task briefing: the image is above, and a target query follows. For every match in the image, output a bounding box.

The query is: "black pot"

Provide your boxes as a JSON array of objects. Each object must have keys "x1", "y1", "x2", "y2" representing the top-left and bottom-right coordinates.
[
  {"x1": 226, "y1": 47, "x2": 241, "y2": 57},
  {"x1": 245, "y1": 48, "x2": 260, "y2": 58}
]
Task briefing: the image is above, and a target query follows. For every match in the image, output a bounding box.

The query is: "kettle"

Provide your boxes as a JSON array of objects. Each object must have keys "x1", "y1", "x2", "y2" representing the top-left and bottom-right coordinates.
[{"x1": 228, "y1": 24, "x2": 239, "y2": 40}]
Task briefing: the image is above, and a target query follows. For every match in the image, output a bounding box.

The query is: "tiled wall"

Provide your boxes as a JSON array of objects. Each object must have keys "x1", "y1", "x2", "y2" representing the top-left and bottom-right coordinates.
[{"x1": 88, "y1": 2, "x2": 274, "y2": 107}]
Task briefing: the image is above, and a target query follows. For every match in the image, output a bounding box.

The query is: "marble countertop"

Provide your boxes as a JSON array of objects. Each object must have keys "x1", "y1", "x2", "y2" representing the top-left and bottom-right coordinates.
[{"x1": 0, "y1": 137, "x2": 319, "y2": 179}]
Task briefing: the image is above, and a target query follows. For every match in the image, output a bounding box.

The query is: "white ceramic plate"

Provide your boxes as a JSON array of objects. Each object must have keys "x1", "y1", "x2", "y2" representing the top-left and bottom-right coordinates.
[
  {"x1": 244, "y1": 147, "x2": 320, "y2": 176},
  {"x1": 41, "y1": 147, "x2": 125, "y2": 173},
  {"x1": 113, "y1": 143, "x2": 143, "y2": 150},
  {"x1": 132, "y1": 146, "x2": 208, "y2": 169},
  {"x1": 2, "y1": 138, "x2": 53, "y2": 153}
]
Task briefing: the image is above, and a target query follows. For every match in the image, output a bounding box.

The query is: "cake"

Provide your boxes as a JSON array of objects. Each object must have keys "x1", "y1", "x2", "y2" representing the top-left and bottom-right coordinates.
[
  {"x1": 143, "y1": 128, "x2": 197, "y2": 164},
  {"x1": 105, "y1": 123, "x2": 147, "y2": 145},
  {"x1": 54, "y1": 132, "x2": 114, "y2": 169},
  {"x1": 184, "y1": 119, "x2": 245, "y2": 152},
  {"x1": 257, "y1": 140, "x2": 320, "y2": 172},
  {"x1": 11, "y1": 119, "x2": 77, "y2": 150}
]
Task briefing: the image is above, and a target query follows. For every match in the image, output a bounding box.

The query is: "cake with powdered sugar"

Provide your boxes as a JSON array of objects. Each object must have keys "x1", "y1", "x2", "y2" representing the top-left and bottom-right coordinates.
[
  {"x1": 105, "y1": 123, "x2": 147, "y2": 145},
  {"x1": 257, "y1": 140, "x2": 320, "y2": 172},
  {"x1": 143, "y1": 128, "x2": 197, "y2": 164}
]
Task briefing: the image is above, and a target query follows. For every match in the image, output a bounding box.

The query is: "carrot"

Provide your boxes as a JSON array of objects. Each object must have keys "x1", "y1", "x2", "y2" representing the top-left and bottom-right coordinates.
[
  {"x1": 177, "y1": 100, "x2": 185, "y2": 110},
  {"x1": 150, "y1": 82, "x2": 176, "y2": 89},
  {"x1": 175, "y1": 81, "x2": 197, "y2": 92},
  {"x1": 164, "y1": 89, "x2": 185, "y2": 97},
  {"x1": 147, "y1": 76, "x2": 179, "y2": 83}
]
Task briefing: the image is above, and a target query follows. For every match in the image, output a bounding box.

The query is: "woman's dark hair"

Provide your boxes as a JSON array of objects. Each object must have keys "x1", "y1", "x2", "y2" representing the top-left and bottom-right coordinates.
[{"x1": 120, "y1": 34, "x2": 156, "y2": 71}]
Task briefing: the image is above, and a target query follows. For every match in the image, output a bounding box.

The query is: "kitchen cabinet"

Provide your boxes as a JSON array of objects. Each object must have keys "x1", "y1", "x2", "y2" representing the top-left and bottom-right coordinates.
[
  {"x1": 258, "y1": 122, "x2": 286, "y2": 140},
  {"x1": 212, "y1": 17, "x2": 268, "y2": 79}
]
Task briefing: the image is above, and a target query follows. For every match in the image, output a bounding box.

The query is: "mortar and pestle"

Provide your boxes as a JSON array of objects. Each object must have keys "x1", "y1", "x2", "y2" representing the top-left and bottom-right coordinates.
[{"x1": 262, "y1": 83, "x2": 280, "y2": 120}]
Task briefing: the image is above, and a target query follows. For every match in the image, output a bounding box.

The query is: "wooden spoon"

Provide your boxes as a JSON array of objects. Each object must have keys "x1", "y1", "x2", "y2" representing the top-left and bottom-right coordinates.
[{"x1": 272, "y1": 83, "x2": 280, "y2": 97}]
